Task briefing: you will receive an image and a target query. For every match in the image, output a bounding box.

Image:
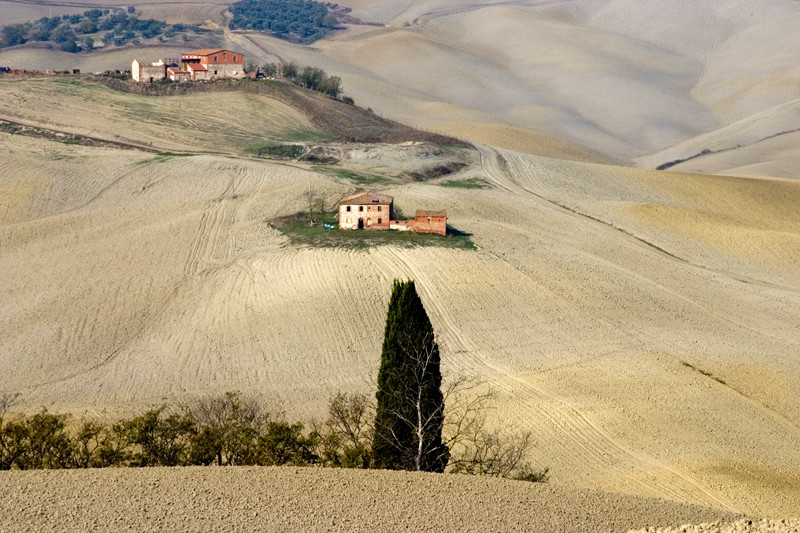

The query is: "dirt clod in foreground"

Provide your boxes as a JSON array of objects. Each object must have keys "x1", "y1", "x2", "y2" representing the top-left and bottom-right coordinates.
[{"x1": 0, "y1": 466, "x2": 744, "y2": 533}]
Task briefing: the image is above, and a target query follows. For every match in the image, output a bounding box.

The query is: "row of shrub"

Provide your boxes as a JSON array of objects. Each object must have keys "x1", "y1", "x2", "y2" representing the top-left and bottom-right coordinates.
[
  {"x1": 0, "y1": 392, "x2": 316, "y2": 469},
  {"x1": 0, "y1": 390, "x2": 547, "y2": 482},
  {"x1": 228, "y1": 0, "x2": 341, "y2": 43},
  {"x1": 261, "y1": 62, "x2": 349, "y2": 101},
  {"x1": 0, "y1": 8, "x2": 197, "y2": 52}
]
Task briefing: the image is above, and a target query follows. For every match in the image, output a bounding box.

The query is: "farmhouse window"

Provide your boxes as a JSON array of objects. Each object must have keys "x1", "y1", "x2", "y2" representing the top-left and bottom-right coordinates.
[
  {"x1": 359, "y1": 206, "x2": 363, "y2": 212},
  {"x1": 214, "y1": 56, "x2": 218, "y2": 62},
  {"x1": 378, "y1": 218, "x2": 382, "y2": 224},
  {"x1": 214, "y1": 70, "x2": 218, "y2": 75},
  {"x1": 346, "y1": 206, "x2": 351, "y2": 212},
  {"x1": 233, "y1": 56, "x2": 237, "y2": 61},
  {"x1": 378, "y1": 206, "x2": 382, "y2": 211}
]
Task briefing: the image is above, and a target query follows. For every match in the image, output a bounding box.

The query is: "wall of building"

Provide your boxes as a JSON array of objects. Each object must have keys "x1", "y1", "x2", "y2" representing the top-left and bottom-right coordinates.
[
  {"x1": 132, "y1": 60, "x2": 165, "y2": 82},
  {"x1": 203, "y1": 63, "x2": 245, "y2": 79},
  {"x1": 389, "y1": 221, "x2": 413, "y2": 232},
  {"x1": 200, "y1": 50, "x2": 243, "y2": 66},
  {"x1": 187, "y1": 66, "x2": 211, "y2": 81},
  {"x1": 339, "y1": 203, "x2": 390, "y2": 230},
  {"x1": 409, "y1": 216, "x2": 447, "y2": 236}
]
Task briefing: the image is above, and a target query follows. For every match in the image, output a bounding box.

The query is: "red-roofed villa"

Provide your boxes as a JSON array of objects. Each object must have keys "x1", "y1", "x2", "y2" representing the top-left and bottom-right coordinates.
[
  {"x1": 132, "y1": 49, "x2": 245, "y2": 82},
  {"x1": 338, "y1": 192, "x2": 447, "y2": 236}
]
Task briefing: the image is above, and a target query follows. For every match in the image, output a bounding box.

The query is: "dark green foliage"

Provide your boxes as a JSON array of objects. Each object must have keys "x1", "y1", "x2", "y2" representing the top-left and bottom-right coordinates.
[
  {"x1": 258, "y1": 421, "x2": 317, "y2": 465},
  {"x1": 373, "y1": 280, "x2": 448, "y2": 472},
  {"x1": 251, "y1": 143, "x2": 305, "y2": 158},
  {"x1": 84, "y1": 9, "x2": 103, "y2": 20},
  {"x1": 0, "y1": 392, "x2": 318, "y2": 470},
  {"x1": 1, "y1": 25, "x2": 27, "y2": 47},
  {"x1": 229, "y1": 0, "x2": 338, "y2": 44},
  {"x1": 122, "y1": 407, "x2": 196, "y2": 467},
  {"x1": 60, "y1": 38, "x2": 79, "y2": 53},
  {"x1": 299, "y1": 66, "x2": 325, "y2": 89},
  {"x1": 11, "y1": 411, "x2": 73, "y2": 470},
  {"x1": 260, "y1": 62, "x2": 346, "y2": 100},
  {"x1": 183, "y1": 391, "x2": 264, "y2": 466},
  {"x1": 0, "y1": 8, "x2": 189, "y2": 52}
]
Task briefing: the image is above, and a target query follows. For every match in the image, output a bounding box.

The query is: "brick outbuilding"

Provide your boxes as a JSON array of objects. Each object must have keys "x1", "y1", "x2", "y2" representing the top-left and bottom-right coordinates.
[
  {"x1": 181, "y1": 49, "x2": 245, "y2": 80},
  {"x1": 410, "y1": 210, "x2": 447, "y2": 236}
]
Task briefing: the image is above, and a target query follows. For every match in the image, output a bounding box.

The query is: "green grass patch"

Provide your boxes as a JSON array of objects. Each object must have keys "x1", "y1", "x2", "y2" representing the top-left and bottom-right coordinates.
[
  {"x1": 313, "y1": 166, "x2": 387, "y2": 185},
  {"x1": 156, "y1": 152, "x2": 194, "y2": 158},
  {"x1": 439, "y1": 177, "x2": 491, "y2": 189},
  {"x1": 249, "y1": 143, "x2": 305, "y2": 159},
  {"x1": 270, "y1": 211, "x2": 475, "y2": 250},
  {"x1": 135, "y1": 153, "x2": 190, "y2": 165},
  {"x1": 285, "y1": 130, "x2": 337, "y2": 143},
  {"x1": 681, "y1": 361, "x2": 727, "y2": 386}
]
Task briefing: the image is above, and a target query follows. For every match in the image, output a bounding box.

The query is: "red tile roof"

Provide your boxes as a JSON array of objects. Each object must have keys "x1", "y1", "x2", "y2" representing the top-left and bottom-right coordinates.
[
  {"x1": 187, "y1": 63, "x2": 207, "y2": 71},
  {"x1": 415, "y1": 210, "x2": 447, "y2": 218},
  {"x1": 339, "y1": 192, "x2": 393, "y2": 206},
  {"x1": 184, "y1": 48, "x2": 224, "y2": 57}
]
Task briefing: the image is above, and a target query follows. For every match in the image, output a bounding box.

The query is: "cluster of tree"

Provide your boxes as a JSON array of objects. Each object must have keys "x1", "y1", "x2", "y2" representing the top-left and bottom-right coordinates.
[
  {"x1": 261, "y1": 62, "x2": 345, "y2": 100},
  {"x1": 228, "y1": 0, "x2": 340, "y2": 43},
  {"x1": 0, "y1": 388, "x2": 543, "y2": 480},
  {"x1": 370, "y1": 280, "x2": 547, "y2": 482},
  {"x1": 0, "y1": 8, "x2": 197, "y2": 52},
  {"x1": 0, "y1": 280, "x2": 547, "y2": 482},
  {"x1": 0, "y1": 392, "x2": 319, "y2": 469}
]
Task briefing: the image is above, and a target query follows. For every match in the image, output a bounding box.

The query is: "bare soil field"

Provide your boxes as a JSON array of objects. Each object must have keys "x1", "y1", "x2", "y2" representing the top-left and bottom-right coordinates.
[
  {"x1": 0, "y1": 77, "x2": 330, "y2": 153},
  {"x1": 220, "y1": 0, "x2": 800, "y2": 177},
  {"x1": 2, "y1": 107, "x2": 799, "y2": 517},
  {"x1": 0, "y1": 466, "x2": 743, "y2": 533},
  {"x1": 0, "y1": 1, "x2": 85, "y2": 25},
  {"x1": 2, "y1": 2, "x2": 800, "y2": 526},
  {"x1": 6, "y1": 1, "x2": 800, "y2": 176}
]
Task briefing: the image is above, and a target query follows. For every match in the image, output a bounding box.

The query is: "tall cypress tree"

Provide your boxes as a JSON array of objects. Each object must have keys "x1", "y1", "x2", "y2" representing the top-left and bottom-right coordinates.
[{"x1": 372, "y1": 280, "x2": 448, "y2": 472}]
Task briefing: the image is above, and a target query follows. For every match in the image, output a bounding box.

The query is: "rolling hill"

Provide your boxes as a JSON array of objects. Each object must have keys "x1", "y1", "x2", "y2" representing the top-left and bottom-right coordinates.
[
  {"x1": 1, "y1": 0, "x2": 800, "y2": 527},
  {"x1": 1, "y1": 76, "x2": 799, "y2": 518}
]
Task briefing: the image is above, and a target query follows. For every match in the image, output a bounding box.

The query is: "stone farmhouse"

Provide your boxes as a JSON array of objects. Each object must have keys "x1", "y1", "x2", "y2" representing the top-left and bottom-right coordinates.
[
  {"x1": 338, "y1": 192, "x2": 447, "y2": 236},
  {"x1": 132, "y1": 49, "x2": 245, "y2": 82},
  {"x1": 131, "y1": 59, "x2": 166, "y2": 83}
]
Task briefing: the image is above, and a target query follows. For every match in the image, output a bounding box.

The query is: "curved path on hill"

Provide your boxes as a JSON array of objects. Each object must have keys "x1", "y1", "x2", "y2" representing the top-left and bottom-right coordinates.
[
  {"x1": 475, "y1": 143, "x2": 800, "y2": 297},
  {"x1": 368, "y1": 244, "x2": 741, "y2": 512}
]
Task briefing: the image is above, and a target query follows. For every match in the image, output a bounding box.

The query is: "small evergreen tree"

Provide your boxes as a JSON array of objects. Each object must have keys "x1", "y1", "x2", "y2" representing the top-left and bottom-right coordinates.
[{"x1": 372, "y1": 280, "x2": 448, "y2": 472}]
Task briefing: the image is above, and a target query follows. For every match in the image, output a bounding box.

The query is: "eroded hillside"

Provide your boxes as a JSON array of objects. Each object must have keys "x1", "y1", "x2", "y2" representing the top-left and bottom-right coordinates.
[{"x1": 1, "y1": 76, "x2": 799, "y2": 515}]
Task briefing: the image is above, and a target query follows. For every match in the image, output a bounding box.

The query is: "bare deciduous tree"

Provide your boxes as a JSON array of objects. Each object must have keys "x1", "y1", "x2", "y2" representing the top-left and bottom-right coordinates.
[
  {"x1": 443, "y1": 377, "x2": 548, "y2": 482},
  {"x1": 314, "y1": 392, "x2": 373, "y2": 468}
]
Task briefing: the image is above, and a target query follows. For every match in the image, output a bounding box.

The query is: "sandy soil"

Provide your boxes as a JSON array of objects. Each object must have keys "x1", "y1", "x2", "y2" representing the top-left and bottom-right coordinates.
[
  {"x1": 2, "y1": 124, "x2": 799, "y2": 517},
  {"x1": 231, "y1": 0, "x2": 800, "y2": 176},
  {"x1": 6, "y1": 1, "x2": 800, "y2": 176},
  {"x1": 0, "y1": 78, "x2": 328, "y2": 153},
  {"x1": 632, "y1": 520, "x2": 800, "y2": 533},
  {"x1": 0, "y1": 1, "x2": 85, "y2": 25},
  {"x1": 2, "y1": 2, "x2": 800, "y2": 520},
  {"x1": 0, "y1": 466, "x2": 743, "y2": 533}
]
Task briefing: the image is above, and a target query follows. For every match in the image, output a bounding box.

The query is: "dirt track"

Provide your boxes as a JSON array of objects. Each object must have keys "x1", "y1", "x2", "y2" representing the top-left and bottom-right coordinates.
[{"x1": 0, "y1": 466, "x2": 743, "y2": 533}]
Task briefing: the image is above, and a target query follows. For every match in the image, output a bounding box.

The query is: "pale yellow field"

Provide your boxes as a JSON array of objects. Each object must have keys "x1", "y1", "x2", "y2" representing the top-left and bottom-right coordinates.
[
  {"x1": 2, "y1": 119, "x2": 800, "y2": 516},
  {"x1": 0, "y1": 78, "x2": 329, "y2": 152},
  {"x1": 221, "y1": 0, "x2": 800, "y2": 177},
  {"x1": 2, "y1": 0, "x2": 800, "y2": 524},
  {"x1": 6, "y1": 1, "x2": 800, "y2": 177}
]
